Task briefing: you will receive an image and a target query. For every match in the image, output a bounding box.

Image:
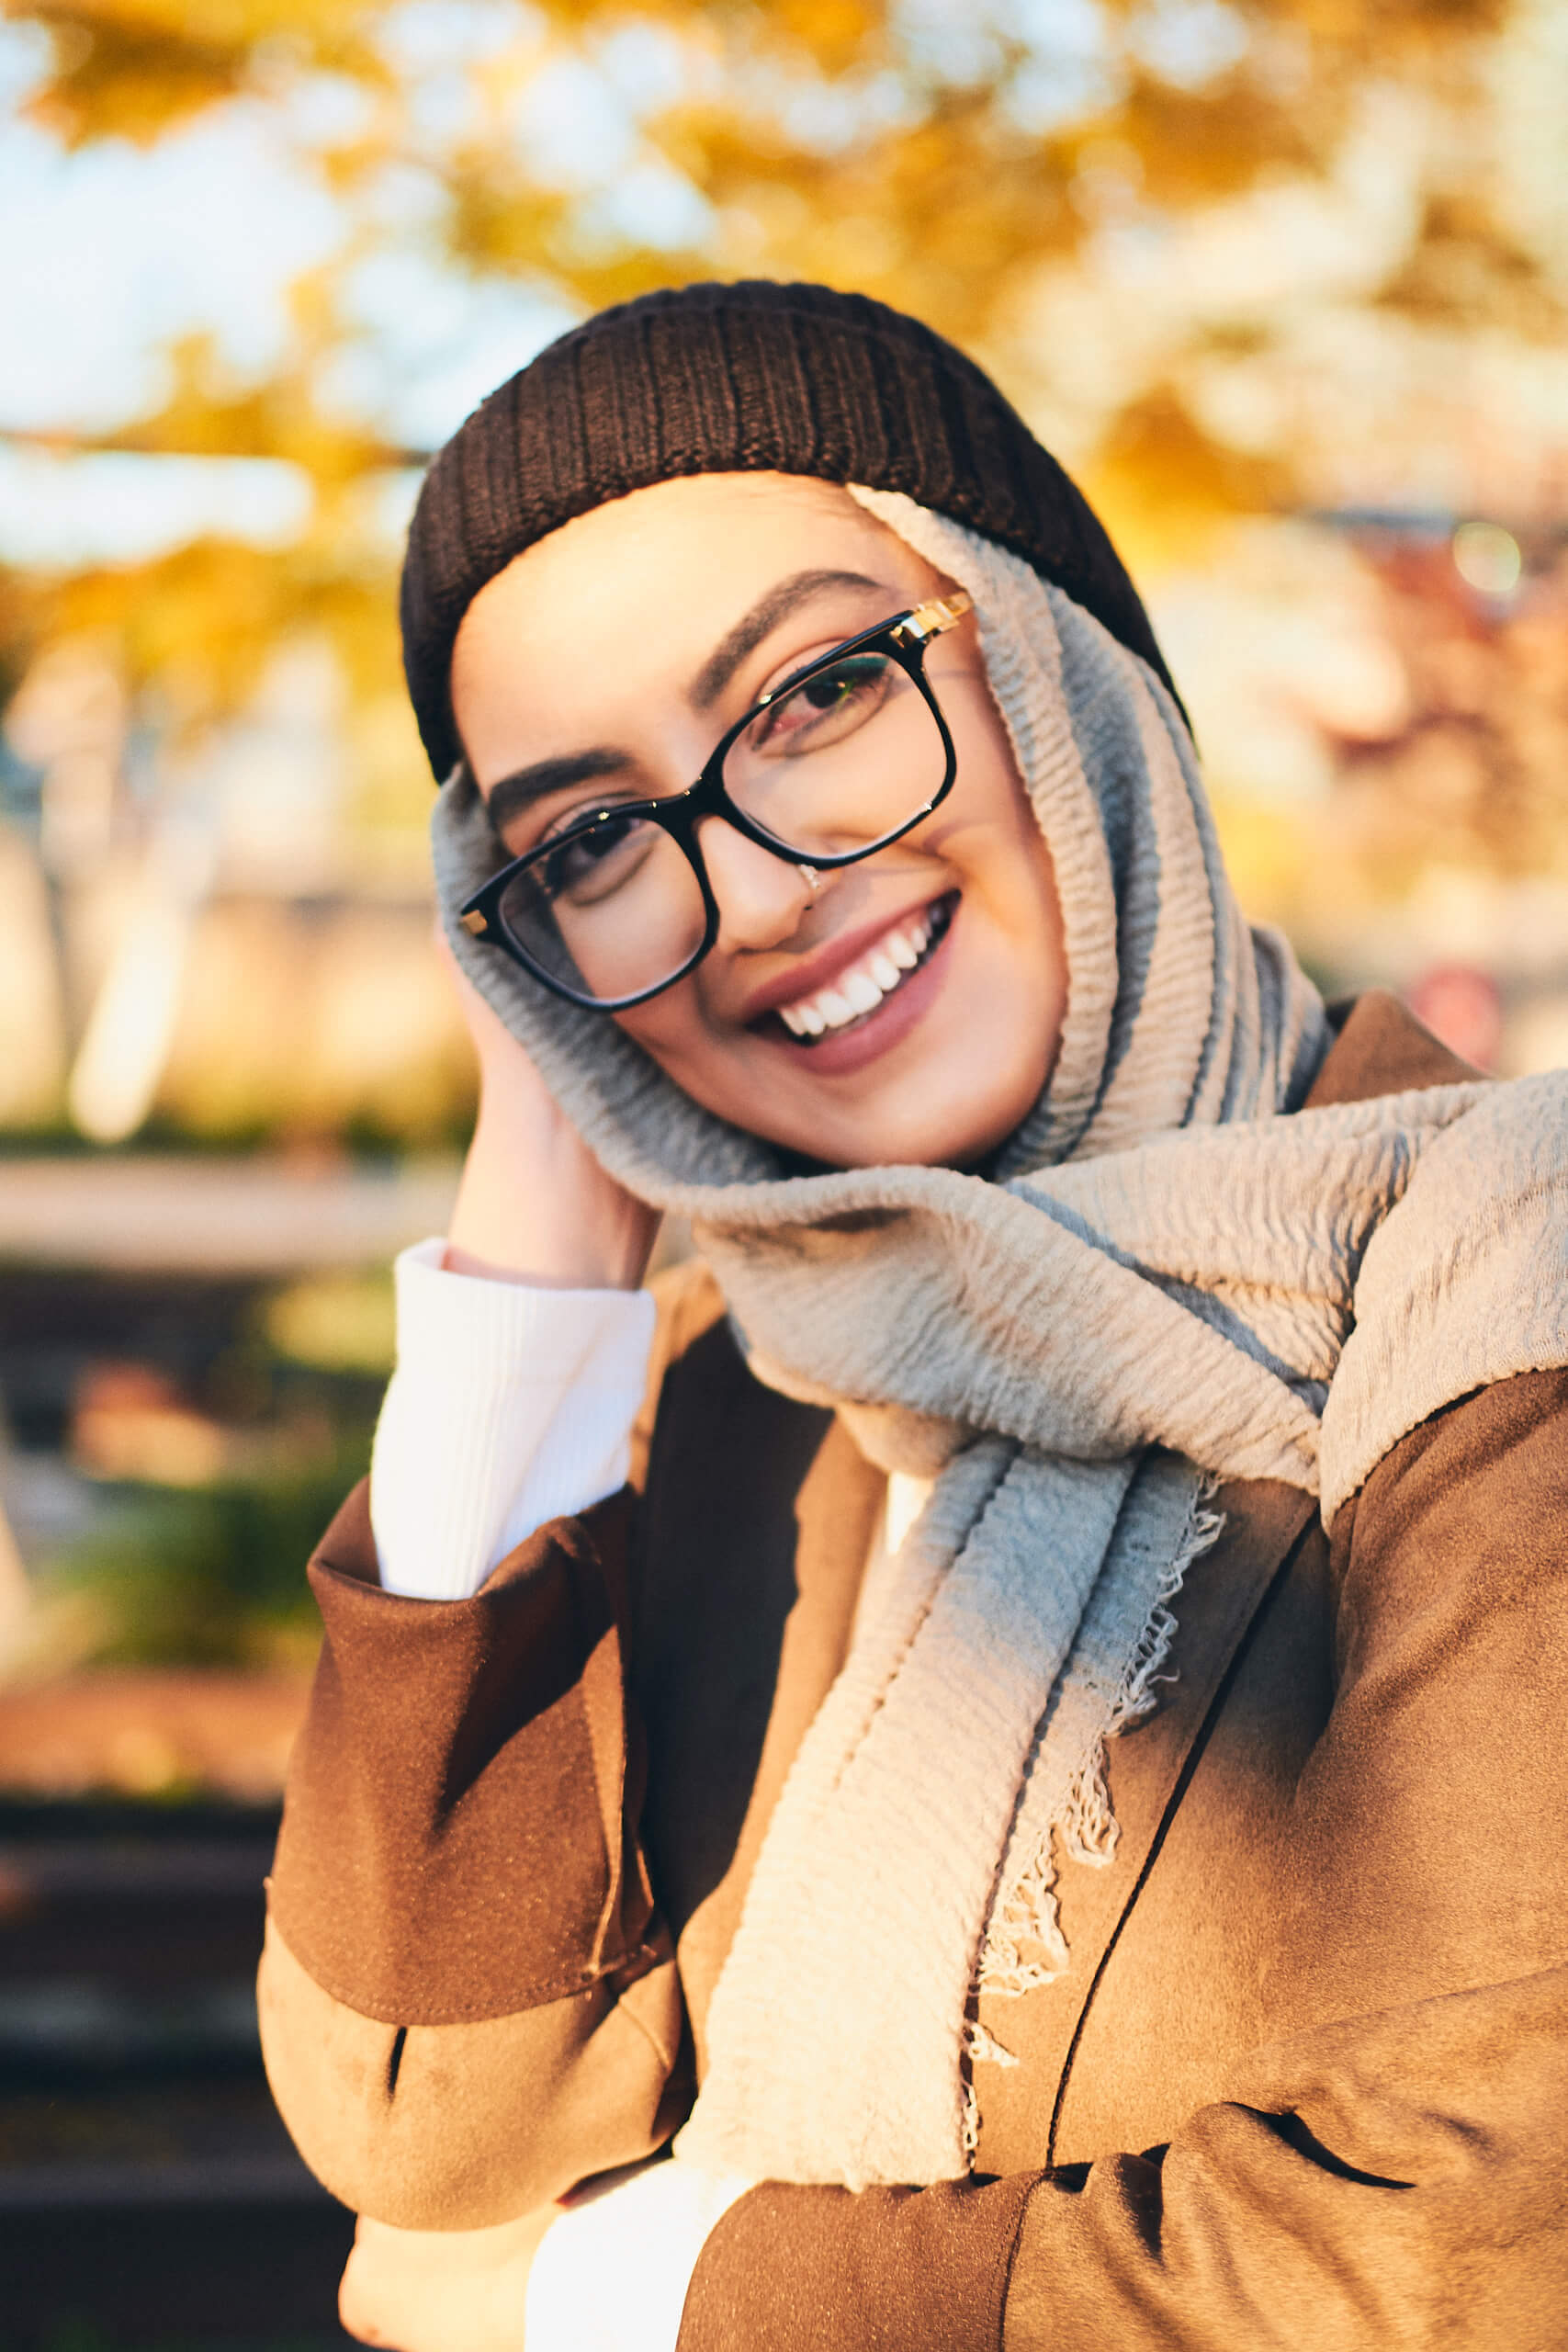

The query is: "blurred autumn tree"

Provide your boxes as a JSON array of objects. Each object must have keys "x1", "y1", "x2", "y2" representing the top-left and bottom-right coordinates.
[{"x1": 1, "y1": 0, "x2": 1562, "y2": 818}]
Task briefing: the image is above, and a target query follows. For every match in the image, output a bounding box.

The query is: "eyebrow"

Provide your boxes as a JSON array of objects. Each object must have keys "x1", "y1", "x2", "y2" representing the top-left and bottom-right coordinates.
[
  {"x1": 481, "y1": 567, "x2": 891, "y2": 833},
  {"x1": 688, "y1": 567, "x2": 887, "y2": 708},
  {"x1": 486, "y1": 747, "x2": 628, "y2": 837}
]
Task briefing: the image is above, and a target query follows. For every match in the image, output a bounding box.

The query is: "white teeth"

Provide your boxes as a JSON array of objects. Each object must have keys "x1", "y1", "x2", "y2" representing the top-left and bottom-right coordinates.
[{"x1": 774, "y1": 903, "x2": 945, "y2": 1040}]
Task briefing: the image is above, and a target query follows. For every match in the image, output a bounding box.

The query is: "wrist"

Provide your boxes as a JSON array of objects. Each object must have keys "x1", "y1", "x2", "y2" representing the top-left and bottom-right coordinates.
[
  {"x1": 439, "y1": 1237, "x2": 650, "y2": 1290},
  {"x1": 447, "y1": 1099, "x2": 655, "y2": 1291}
]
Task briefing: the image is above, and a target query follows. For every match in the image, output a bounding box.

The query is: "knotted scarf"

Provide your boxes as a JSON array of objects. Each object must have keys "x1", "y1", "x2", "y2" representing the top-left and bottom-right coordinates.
[{"x1": 431, "y1": 492, "x2": 1568, "y2": 2189}]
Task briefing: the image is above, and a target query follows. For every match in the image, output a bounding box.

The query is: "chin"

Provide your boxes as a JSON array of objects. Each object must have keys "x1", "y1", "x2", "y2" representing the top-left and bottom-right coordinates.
[
  {"x1": 647, "y1": 1023, "x2": 1045, "y2": 1172},
  {"x1": 809, "y1": 1088, "x2": 1026, "y2": 1173}
]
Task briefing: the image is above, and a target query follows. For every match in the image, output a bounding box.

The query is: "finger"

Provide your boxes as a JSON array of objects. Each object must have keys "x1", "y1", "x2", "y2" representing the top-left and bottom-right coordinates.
[
  {"x1": 433, "y1": 924, "x2": 547, "y2": 1073},
  {"x1": 338, "y1": 2210, "x2": 547, "y2": 2352},
  {"x1": 338, "y1": 2232, "x2": 446, "y2": 2352},
  {"x1": 338, "y1": 2241, "x2": 393, "y2": 2346}
]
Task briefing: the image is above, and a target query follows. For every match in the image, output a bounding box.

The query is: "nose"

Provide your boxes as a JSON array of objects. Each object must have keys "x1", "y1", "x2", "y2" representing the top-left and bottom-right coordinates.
[{"x1": 698, "y1": 814, "x2": 818, "y2": 954}]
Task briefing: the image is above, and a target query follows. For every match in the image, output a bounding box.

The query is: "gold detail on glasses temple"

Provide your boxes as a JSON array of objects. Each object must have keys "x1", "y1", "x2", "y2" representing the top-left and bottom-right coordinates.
[
  {"x1": 459, "y1": 909, "x2": 489, "y2": 935},
  {"x1": 894, "y1": 589, "x2": 975, "y2": 647}
]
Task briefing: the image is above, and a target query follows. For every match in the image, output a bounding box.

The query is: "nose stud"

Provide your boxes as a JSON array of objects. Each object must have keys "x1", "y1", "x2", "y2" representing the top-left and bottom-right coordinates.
[{"x1": 796, "y1": 864, "x2": 819, "y2": 893}]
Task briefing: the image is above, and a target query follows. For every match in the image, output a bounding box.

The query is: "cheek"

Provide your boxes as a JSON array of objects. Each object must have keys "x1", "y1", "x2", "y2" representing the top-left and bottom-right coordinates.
[
  {"x1": 939, "y1": 745, "x2": 1069, "y2": 1098},
  {"x1": 611, "y1": 979, "x2": 736, "y2": 1109},
  {"x1": 931, "y1": 732, "x2": 1064, "y2": 973}
]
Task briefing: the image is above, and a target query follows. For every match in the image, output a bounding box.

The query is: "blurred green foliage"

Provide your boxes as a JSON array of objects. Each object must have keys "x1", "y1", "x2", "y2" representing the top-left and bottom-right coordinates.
[{"x1": 45, "y1": 1437, "x2": 365, "y2": 1669}]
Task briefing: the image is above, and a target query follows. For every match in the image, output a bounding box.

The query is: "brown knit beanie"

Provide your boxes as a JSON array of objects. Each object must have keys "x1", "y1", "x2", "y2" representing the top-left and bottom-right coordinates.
[{"x1": 400, "y1": 278, "x2": 1179, "y2": 779}]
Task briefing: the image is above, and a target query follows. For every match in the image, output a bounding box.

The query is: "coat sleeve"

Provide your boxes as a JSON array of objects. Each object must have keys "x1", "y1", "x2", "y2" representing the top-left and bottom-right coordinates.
[
  {"x1": 259, "y1": 1480, "x2": 690, "y2": 2230},
  {"x1": 673, "y1": 1364, "x2": 1568, "y2": 2351},
  {"x1": 258, "y1": 1266, "x2": 722, "y2": 2232}
]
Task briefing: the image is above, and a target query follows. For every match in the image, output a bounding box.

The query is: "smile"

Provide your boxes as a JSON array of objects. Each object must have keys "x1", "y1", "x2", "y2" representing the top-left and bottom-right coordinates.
[{"x1": 774, "y1": 896, "x2": 955, "y2": 1042}]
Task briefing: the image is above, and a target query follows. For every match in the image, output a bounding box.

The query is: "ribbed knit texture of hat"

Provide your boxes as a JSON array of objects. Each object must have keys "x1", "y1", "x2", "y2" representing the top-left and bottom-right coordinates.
[{"x1": 400, "y1": 278, "x2": 1180, "y2": 778}]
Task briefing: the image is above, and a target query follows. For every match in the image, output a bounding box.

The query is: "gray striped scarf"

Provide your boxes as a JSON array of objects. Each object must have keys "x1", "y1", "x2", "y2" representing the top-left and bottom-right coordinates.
[{"x1": 432, "y1": 493, "x2": 1568, "y2": 2189}]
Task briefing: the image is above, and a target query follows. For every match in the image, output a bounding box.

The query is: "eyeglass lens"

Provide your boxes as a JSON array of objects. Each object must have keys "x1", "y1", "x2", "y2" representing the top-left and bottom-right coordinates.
[{"x1": 494, "y1": 646, "x2": 948, "y2": 1004}]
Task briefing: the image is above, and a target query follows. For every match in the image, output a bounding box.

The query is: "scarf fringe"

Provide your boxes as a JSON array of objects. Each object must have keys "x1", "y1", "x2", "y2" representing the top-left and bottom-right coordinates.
[
  {"x1": 976, "y1": 1482, "x2": 1224, "y2": 2007},
  {"x1": 960, "y1": 2017, "x2": 1021, "y2": 2158}
]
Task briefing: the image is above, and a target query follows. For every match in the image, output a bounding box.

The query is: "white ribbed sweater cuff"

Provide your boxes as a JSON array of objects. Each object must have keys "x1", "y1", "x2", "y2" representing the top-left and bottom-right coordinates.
[{"x1": 369, "y1": 1239, "x2": 657, "y2": 1602}]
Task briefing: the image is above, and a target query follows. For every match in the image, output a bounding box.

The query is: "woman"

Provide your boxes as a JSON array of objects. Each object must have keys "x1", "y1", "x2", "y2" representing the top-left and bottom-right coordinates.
[{"x1": 260, "y1": 281, "x2": 1568, "y2": 2351}]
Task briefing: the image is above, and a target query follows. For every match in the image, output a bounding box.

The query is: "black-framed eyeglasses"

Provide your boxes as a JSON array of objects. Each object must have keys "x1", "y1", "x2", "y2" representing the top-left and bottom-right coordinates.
[{"x1": 457, "y1": 589, "x2": 974, "y2": 1011}]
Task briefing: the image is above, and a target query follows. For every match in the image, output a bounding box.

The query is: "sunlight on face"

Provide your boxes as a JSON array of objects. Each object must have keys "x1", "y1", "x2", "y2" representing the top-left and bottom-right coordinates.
[{"x1": 450, "y1": 473, "x2": 1067, "y2": 1170}]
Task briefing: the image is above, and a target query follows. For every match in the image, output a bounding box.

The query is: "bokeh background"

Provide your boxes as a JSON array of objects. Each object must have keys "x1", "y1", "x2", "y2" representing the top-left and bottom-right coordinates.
[{"x1": 0, "y1": 0, "x2": 1565, "y2": 2341}]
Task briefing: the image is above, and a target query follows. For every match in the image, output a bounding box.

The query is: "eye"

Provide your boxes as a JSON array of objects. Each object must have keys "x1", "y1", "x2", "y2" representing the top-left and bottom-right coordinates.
[
  {"x1": 502, "y1": 786, "x2": 638, "y2": 862},
  {"x1": 750, "y1": 653, "x2": 896, "y2": 754},
  {"x1": 537, "y1": 807, "x2": 660, "y2": 906}
]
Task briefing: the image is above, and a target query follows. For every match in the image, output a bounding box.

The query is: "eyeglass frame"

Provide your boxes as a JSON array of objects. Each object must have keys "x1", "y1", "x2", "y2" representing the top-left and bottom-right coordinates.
[{"x1": 457, "y1": 587, "x2": 976, "y2": 1012}]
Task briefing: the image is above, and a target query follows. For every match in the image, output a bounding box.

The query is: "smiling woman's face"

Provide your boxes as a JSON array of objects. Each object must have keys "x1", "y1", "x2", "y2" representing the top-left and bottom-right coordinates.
[{"x1": 450, "y1": 472, "x2": 1067, "y2": 1170}]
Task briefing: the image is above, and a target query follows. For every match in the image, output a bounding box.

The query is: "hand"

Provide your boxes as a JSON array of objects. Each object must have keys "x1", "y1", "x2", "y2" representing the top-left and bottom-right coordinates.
[
  {"x1": 438, "y1": 931, "x2": 659, "y2": 1292},
  {"x1": 339, "y1": 2205, "x2": 558, "y2": 2352}
]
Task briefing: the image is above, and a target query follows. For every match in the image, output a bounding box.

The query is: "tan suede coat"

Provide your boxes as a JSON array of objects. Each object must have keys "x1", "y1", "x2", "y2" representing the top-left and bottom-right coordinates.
[{"x1": 261, "y1": 993, "x2": 1568, "y2": 2348}]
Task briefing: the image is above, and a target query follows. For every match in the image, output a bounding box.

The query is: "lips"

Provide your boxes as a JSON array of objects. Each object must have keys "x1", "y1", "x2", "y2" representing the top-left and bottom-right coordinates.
[
  {"x1": 755, "y1": 889, "x2": 959, "y2": 1078},
  {"x1": 742, "y1": 888, "x2": 955, "y2": 1023},
  {"x1": 773, "y1": 896, "x2": 954, "y2": 1041},
  {"x1": 739, "y1": 888, "x2": 949, "y2": 1020}
]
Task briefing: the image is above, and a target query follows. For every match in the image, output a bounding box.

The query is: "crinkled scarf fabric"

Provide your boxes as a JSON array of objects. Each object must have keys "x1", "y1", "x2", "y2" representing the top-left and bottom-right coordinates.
[{"x1": 431, "y1": 493, "x2": 1568, "y2": 2190}]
